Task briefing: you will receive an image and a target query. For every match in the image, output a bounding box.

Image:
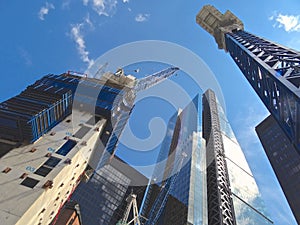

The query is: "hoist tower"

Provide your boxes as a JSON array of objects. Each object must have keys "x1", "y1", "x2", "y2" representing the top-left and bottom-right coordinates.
[{"x1": 197, "y1": 5, "x2": 300, "y2": 224}]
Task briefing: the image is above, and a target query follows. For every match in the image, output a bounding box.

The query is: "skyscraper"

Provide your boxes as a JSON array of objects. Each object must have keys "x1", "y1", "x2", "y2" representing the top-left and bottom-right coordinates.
[
  {"x1": 142, "y1": 90, "x2": 272, "y2": 225},
  {"x1": 0, "y1": 73, "x2": 108, "y2": 225},
  {"x1": 196, "y1": 5, "x2": 300, "y2": 223},
  {"x1": 141, "y1": 95, "x2": 207, "y2": 225},
  {"x1": 0, "y1": 67, "x2": 177, "y2": 225},
  {"x1": 256, "y1": 115, "x2": 300, "y2": 223},
  {"x1": 203, "y1": 90, "x2": 271, "y2": 225},
  {"x1": 70, "y1": 156, "x2": 148, "y2": 225}
]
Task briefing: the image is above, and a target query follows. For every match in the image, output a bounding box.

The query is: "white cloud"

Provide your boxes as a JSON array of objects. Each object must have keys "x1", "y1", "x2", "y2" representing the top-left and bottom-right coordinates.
[
  {"x1": 92, "y1": 0, "x2": 106, "y2": 15},
  {"x1": 270, "y1": 13, "x2": 300, "y2": 32},
  {"x1": 93, "y1": 0, "x2": 104, "y2": 7},
  {"x1": 83, "y1": 0, "x2": 117, "y2": 17},
  {"x1": 38, "y1": 2, "x2": 55, "y2": 20},
  {"x1": 19, "y1": 48, "x2": 32, "y2": 66},
  {"x1": 84, "y1": 13, "x2": 94, "y2": 29},
  {"x1": 123, "y1": 0, "x2": 129, "y2": 3},
  {"x1": 135, "y1": 13, "x2": 150, "y2": 22},
  {"x1": 70, "y1": 21, "x2": 94, "y2": 68}
]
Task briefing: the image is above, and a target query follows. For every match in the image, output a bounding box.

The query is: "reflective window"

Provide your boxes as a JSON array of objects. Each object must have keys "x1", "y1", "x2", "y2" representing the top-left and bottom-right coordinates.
[
  {"x1": 56, "y1": 139, "x2": 77, "y2": 156},
  {"x1": 233, "y1": 195, "x2": 273, "y2": 225}
]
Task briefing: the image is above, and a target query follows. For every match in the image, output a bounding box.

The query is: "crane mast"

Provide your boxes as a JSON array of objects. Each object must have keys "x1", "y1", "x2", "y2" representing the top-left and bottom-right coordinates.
[{"x1": 197, "y1": 5, "x2": 300, "y2": 153}]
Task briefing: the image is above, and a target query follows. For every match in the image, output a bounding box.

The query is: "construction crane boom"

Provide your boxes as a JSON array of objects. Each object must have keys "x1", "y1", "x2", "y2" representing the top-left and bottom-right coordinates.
[
  {"x1": 95, "y1": 66, "x2": 179, "y2": 170},
  {"x1": 134, "y1": 67, "x2": 179, "y2": 93}
]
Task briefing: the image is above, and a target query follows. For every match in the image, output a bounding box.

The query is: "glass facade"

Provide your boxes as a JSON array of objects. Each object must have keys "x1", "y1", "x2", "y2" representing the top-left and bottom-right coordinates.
[
  {"x1": 71, "y1": 164, "x2": 130, "y2": 225},
  {"x1": 187, "y1": 134, "x2": 207, "y2": 225},
  {"x1": 152, "y1": 111, "x2": 178, "y2": 183},
  {"x1": 142, "y1": 95, "x2": 207, "y2": 225},
  {"x1": 216, "y1": 96, "x2": 272, "y2": 225},
  {"x1": 143, "y1": 90, "x2": 272, "y2": 225},
  {"x1": 71, "y1": 157, "x2": 148, "y2": 225}
]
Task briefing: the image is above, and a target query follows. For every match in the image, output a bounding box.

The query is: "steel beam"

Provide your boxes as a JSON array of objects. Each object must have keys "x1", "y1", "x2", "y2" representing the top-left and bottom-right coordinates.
[{"x1": 225, "y1": 31, "x2": 300, "y2": 152}]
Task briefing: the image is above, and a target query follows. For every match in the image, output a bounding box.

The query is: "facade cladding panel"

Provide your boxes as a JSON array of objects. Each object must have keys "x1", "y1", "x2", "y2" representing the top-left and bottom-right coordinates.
[
  {"x1": 215, "y1": 98, "x2": 272, "y2": 225},
  {"x1": 256, "y1": 115, "x2": 300, "y2": 224},
  {"x1": 151, "y1": 112, "x2": 178, "y2": 183},
  {"x1": 71, "y1": 156, "x2": 148, "y2": 225},
  {"x1": 143, "y1": 94, "x2": 207, "y2": 225},
  {"x1": 53, "y1": 202, "x2": 83, "y2": 225},
  {"x1": 143, "y1": 90, "x2": 272, "y2": 225}
]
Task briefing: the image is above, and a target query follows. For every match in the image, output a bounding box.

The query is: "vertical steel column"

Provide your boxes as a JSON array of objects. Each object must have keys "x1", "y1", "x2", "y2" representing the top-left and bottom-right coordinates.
[{"x1": 203, "y1": 90, "x2": 236, "y2": 225}]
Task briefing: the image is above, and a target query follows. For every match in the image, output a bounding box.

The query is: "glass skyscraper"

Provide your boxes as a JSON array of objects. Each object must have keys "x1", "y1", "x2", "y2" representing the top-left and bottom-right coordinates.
[
  {"x1": 203, "y1": 90, "x2": 272, "y2": 225},
  {"x1": 141, "y1": 95, "x2": 206, "y2": 225},
  {"x1": 70, "y1": 156, "x2": 148, "y2": 225},
  {"x1": 142, "y1": 90, "x2": 272, "y2": 225}
]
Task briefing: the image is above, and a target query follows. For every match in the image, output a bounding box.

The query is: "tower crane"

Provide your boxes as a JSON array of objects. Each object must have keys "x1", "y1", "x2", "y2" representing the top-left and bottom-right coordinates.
[{"x1": 197, "y1": 5, "x2": 300, "y2": 152}]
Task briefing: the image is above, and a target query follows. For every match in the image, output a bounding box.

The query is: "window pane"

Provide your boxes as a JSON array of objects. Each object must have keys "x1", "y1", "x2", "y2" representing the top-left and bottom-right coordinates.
[
  {"x1": 56, "y1": 140, "x2": 77, "y2": 156},
  {"x1": 20, "y1": 177, "x2": 39, "y2": 188},
  {"x1": 35, "y1": 166, "x2": 52, "y2": 177},
  {"x1": 44, "y1": 156, "x2": 62, "y2": 168}
]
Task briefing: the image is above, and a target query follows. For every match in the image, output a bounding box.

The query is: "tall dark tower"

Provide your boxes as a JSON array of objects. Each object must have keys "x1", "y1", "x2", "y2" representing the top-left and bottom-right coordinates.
[
  {"x1": 202, "y1": 90, "x2": 236, "y2": 225},
  {"x1": 197, "y1": 5, "x2": 300, "y2": 223}
]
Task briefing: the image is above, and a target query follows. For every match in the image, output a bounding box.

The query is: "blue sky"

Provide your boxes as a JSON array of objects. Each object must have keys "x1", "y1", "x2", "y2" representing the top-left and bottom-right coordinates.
[{"x1": 1, "y1": 1, "x2": 300, "y2": 224}]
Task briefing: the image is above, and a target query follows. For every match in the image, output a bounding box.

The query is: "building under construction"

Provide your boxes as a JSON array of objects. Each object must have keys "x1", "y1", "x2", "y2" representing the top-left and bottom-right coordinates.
[{"x1": 0, "y1": 67, "x2": 178, "y2": 225}]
